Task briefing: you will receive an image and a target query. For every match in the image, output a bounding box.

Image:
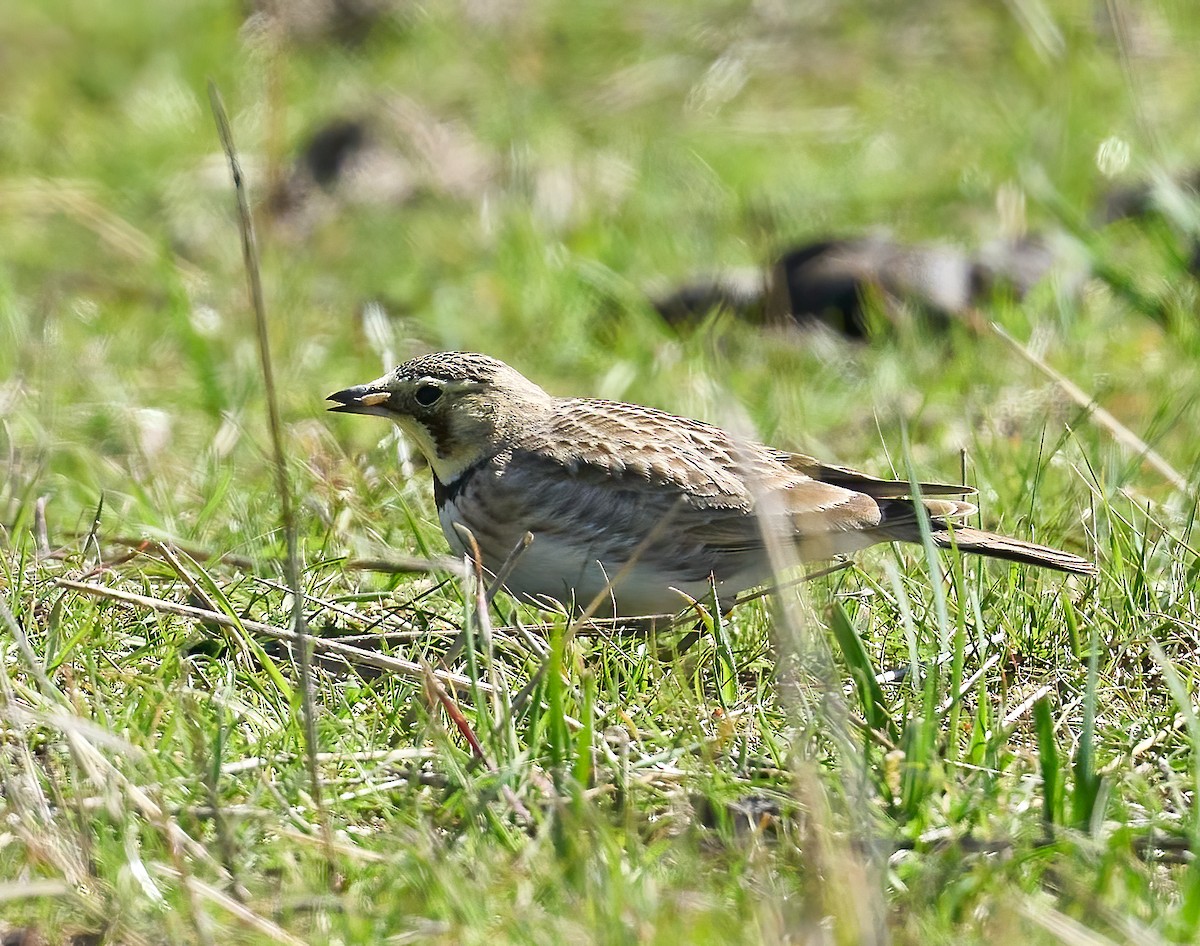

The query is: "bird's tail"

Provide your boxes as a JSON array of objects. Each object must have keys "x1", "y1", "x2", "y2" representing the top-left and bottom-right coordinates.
[{"x1": 878, "y1": 498, "x2": 1096, "y2": 576}]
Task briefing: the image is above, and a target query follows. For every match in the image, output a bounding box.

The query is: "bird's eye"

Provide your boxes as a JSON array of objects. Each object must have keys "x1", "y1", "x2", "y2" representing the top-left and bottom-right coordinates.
[{"x1": 414, "y1": 384, "x2": 442, "y2": 407}]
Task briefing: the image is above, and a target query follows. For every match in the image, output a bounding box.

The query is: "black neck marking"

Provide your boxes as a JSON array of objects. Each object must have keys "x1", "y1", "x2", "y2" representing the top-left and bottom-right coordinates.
[{"x1": 433, "y1": 458, "x2": 487, "y2": 508}]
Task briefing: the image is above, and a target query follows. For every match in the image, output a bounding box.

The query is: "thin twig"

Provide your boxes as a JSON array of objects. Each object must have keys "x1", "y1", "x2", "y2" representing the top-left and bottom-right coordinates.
[
  {"x1": 991, "y1": 322, "x2": 1187, "y2": 493},
  {"x1": 221, "y1": 747, "x2": 435, "y2": 776},
  {"x1": 186, "y1": 876, "x2": 308, "y2": 946},
  {"x1": 1002, "y1": 684, "x2": 1054, "y2": 729},
  {"x1": 55, "y1": 579, "x2": 492, "y2": 695},
  {"x1": 248, "y1": 573, "x2": 432, "y2": 636},
  {"x1": 344, "y1": 555, "x2": 468, "y2": 576},
  {"x1": 486, "y1": 532, "x2": 534, "y2": 605},
  {"x1": 207, "y1": 82, "x2": 332, "y2": 871}
]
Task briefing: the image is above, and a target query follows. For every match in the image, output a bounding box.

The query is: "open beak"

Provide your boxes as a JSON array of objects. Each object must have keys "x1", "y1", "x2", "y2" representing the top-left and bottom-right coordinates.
[{"x1": 327, "y1": 382, "x2": 395, "y2": 417}]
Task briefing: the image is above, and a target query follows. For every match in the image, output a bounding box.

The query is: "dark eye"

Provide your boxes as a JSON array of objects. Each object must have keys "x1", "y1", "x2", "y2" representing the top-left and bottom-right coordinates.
[{"x1": 414, "y1": 384, "x2": 442, "y2": 407}]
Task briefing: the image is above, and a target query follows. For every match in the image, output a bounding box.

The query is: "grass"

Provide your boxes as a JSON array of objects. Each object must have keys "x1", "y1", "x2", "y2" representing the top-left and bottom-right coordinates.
[{"x1": 4, "y1": 0, "x2": 1200, "y2": 941}]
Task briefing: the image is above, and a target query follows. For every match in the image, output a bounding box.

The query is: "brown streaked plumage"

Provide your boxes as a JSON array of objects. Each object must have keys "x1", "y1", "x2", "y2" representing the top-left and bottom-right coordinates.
[{"x1": 328, "y1": 352, "x2": 1095, "y2": 617}]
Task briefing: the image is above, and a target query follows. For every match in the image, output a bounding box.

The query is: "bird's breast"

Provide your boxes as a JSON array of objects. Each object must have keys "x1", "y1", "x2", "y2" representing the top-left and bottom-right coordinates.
[{"x1": 433, "y1": 469, "x2": 762, "y2": 616}]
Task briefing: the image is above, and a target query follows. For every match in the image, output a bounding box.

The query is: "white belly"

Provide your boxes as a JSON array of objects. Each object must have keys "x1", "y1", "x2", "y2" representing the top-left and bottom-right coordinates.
[{"x1": 438, "y1": 498, "x2": 750, "y2": 616}]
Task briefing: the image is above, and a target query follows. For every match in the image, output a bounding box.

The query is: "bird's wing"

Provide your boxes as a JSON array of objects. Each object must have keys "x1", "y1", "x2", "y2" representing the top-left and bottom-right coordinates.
[
  {"x1": 508, "y1": 398, "x2": 885, "y2": 553},
  {"x1": 778, "y1": 451, "x2": 974, "y2": 499}
]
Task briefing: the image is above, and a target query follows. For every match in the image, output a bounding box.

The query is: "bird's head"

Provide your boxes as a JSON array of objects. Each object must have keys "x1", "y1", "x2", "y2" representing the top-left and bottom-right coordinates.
[{"x1": 328, "y1": 352, "x2": 552, "y2": 482}]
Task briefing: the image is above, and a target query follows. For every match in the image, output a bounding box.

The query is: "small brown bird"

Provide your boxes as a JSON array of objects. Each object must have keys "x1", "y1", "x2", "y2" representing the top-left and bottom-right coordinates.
[{"x1": 329, "y1": 352, "x2": 1094, "y2": 616}]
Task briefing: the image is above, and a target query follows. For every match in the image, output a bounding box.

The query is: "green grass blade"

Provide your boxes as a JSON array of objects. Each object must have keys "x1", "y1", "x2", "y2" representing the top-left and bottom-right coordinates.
[
  {"x1": 829, "y1": 601, "x2": 895, "y2": 740},
  {"x1": 1033, "y1": 695, "x2": 1062, "y2": 828}
]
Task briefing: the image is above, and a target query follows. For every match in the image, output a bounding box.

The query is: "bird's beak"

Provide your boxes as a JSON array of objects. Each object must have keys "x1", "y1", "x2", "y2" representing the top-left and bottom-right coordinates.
[{"x1": 327, "y1": 381, "x2": 396, "y2": 417}]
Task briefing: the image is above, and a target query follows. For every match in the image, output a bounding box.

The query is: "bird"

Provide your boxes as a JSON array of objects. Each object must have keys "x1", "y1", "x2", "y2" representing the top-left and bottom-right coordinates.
[{"x1": 328, "y1": 352, "x2": 1095, "y2": 617}]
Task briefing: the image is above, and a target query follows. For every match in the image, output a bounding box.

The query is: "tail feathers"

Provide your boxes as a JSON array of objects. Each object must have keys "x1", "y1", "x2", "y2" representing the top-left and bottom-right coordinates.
[
  {"x1": 928, "y1": 526, "x2": 1096, "y2": 575},
  {"x1": 878, "y1": 500, "x2": 1096, "y2": 575}
]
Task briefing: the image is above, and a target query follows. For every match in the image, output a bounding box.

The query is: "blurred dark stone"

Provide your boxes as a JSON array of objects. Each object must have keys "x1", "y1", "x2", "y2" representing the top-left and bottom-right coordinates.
[
  {"x1": 0, "y1": 930, "x2": 42, "y2": 946},
  {"x1": 267, "y1": 102, "x2": 494, "y2": 233},
  {"x1": 1098, "y1": 170, "x2": 1200, "y2": 278},
  {"x1": 651, "y1": 268, "x2": 767, "y2": 325},
  {"x1": 650, "y1": 232, "x2": 1078, "y2": 338},
  {"x1": 772, "y1": 240, "x2": 879, "y2": 335},
  {"x1": 268, "y1": 116, "x2": 389, "y2": 221},
  {"x1": 243, "y1": 0, "x2": 397, "y2": 45},
  {"x1": 1100, "y1": 169, "x2": 1200, "y2": 224},
  {"x1": 652, "y1": 237, "x2": 974, "y2": 336},
  {"x1": 774, "y1": 236, "x2": 973, "y2": 335},
  {"x1": 303, "y1": 118, "x2": 370, "y2": 187},
  {"x1": 1100, "y1": 181, "x2": 1156, "y2": 223},
  {"x1": 0, "y1": 930, "x2": 102, "y2": 946}
]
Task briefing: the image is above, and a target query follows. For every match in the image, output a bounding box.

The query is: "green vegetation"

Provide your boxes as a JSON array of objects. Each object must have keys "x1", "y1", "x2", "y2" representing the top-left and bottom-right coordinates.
[{"x1": 3, "y1": 0, "x2": 1200, "y2": 941}]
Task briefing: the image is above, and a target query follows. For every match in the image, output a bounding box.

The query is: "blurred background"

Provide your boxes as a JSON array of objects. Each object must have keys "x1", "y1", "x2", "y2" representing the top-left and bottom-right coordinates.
[
  {"x1": 6, "y1": 3, "x2": 1200, "y2": 942},
  {"x1": 4, "y1": 1, "x2": 1199, "y2": 547}
]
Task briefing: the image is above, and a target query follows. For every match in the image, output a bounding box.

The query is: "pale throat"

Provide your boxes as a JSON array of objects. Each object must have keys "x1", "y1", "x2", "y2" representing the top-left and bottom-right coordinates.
[{"x1": 395, "y1": 416, "x2": 485, "y2": 486}]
